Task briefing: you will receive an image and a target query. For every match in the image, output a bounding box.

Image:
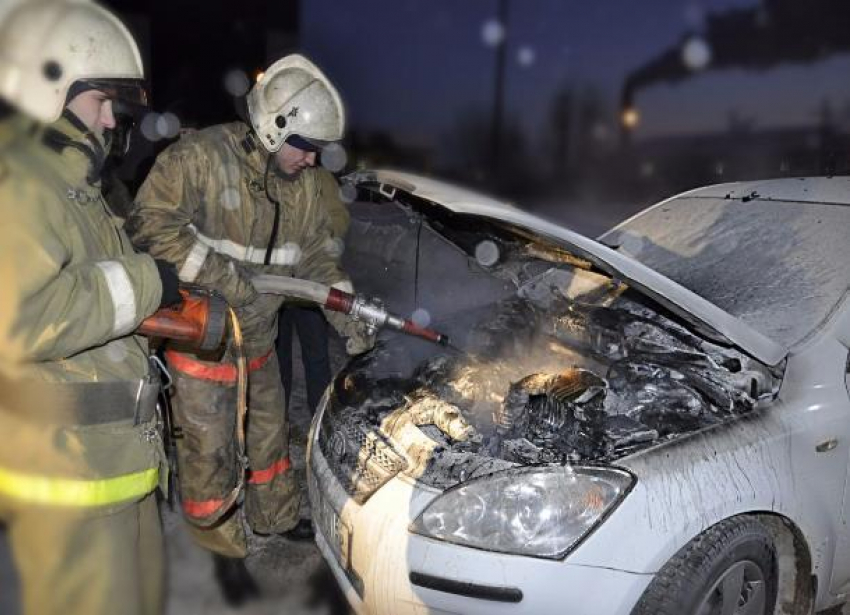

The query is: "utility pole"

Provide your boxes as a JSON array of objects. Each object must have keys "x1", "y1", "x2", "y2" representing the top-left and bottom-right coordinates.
[{"x1": 489, "y1": 0, "x2": 508, "y2": 177}]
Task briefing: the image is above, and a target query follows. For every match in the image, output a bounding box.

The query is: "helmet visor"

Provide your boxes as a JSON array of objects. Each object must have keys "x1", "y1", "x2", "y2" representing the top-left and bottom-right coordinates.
[
  {"x1": 80, "y1": 78, "x2": 149, "y2": 110},
  {"x1": 285, "y1": 133, "x2": 328, "y2": 153}
]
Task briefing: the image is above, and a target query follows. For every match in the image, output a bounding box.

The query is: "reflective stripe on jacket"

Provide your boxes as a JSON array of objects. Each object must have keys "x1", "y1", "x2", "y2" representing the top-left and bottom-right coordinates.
[{"x1": 0, "y1": 466, "x2": 159, "y2": 507}]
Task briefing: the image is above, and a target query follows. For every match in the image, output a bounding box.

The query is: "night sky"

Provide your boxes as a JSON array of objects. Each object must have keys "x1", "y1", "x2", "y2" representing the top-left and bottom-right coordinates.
[
  {"x1": 96, "y1": 0, "x2": 850, "y2": 215},
  {"x1": 301, "y1": 0, "x2": 850, "y2": 146}
]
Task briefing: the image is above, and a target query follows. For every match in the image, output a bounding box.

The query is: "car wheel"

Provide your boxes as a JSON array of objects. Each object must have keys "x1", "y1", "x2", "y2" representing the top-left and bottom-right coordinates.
[{"x1": 632, "y1": 517, "x2": 778, "y2": 615}]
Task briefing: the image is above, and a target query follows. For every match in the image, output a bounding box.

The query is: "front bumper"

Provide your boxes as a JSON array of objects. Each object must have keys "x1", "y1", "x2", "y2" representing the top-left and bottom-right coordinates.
[{"x1": 308, "y1": 419, "x2": 653, "y2": 615}]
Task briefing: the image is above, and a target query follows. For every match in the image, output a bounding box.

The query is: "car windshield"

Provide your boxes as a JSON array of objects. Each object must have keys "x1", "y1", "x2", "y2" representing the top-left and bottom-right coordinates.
[{"x1": 602, "y1": 195, "x2": 850, "y2": 348}]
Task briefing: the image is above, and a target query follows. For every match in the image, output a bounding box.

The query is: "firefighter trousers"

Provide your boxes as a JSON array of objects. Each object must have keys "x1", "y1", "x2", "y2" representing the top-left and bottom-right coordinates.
[
  {"x1": 0, "y1": 492, "x2": 162, "y2": 615},
  {"x1": 168, "y1": 348, "x2": 300, "y2": 558}
]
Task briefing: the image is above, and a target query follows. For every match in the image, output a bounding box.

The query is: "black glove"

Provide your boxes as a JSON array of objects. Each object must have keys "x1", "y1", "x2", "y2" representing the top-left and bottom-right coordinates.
[{"x1": 154, "y1": 259, "x2": 182, "y2": 308}]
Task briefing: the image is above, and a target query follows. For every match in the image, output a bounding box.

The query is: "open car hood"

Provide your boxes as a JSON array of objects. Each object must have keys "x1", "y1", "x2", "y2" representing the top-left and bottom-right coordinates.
[{"x1": 347, "y1": 169, "x2": 788, "y2": 366}]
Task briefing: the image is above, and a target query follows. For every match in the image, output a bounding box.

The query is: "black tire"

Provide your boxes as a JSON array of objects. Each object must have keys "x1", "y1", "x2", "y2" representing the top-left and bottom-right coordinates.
[{"x1": 632, "y1": 517, "x2": 778, "y2": 615}]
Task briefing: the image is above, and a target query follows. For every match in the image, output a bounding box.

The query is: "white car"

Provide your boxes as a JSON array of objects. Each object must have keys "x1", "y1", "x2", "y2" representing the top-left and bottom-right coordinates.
[{"x1": 308, "y1": 172, "x2": 850, "y2": 615}]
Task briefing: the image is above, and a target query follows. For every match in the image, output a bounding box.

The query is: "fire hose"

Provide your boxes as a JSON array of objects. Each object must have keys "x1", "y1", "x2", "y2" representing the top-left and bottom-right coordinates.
[
  {"x1": 251, "y1": 274, "x2": 450, "y2": 346},
  {"x1": 201, "y1": 307, "x2": 247, "y2": 526},
  {"x1": 135, "y1": 277, "x2": 448, "y2": 521},
  {"x1": 137, "y1": 278, "x2": 449, "y2": 349},
  {"x1": 137, "y1": 292, "x2": 245, "y2": 525}
]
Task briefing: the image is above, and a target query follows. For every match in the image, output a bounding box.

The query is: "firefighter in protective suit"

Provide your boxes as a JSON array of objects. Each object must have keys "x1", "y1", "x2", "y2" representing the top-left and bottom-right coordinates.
[
  {"x1": 0, "y1": 2, "x2": 180, "y2": 615},
  {"x1": 126, "y1": 54, "x2": 372, "y2": 603}
]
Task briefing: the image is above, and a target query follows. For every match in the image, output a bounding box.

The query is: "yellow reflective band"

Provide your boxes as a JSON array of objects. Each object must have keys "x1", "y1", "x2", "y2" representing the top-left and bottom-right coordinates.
[{"x1": 0, "y1": 466, "x2": 158, "y2": 507}]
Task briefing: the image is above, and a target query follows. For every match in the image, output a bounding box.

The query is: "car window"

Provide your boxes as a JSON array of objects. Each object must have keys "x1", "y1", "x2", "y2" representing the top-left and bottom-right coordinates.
[{"x1": 604, "y1": 196, "x2": 850, "y2": 347}]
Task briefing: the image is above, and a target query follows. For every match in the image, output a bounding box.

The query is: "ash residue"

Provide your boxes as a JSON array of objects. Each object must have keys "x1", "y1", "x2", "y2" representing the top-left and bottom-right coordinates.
[{"x1": 323, "y1": 268, "x2": 780, "y2": 493}]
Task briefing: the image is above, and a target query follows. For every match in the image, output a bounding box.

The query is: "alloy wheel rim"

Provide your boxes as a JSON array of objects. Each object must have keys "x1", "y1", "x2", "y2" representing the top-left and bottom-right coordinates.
[{"x1": 695, "y1": 560, "x2": 767, "y2": 615}]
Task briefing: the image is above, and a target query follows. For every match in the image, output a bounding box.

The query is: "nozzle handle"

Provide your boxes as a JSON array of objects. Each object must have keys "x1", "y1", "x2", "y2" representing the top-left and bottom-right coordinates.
[
  {"x1": 401, "y1": 320, "x2": 449, "y2": 345},
  {"x1": 324, "y1": 287, "x2": 449, "y2": 347}
]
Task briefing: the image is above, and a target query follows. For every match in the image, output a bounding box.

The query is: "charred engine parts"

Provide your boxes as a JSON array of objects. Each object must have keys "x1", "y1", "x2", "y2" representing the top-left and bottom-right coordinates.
[
  {"x1": 491, "y1": 369, "x2": 608, "y2": 461},
  {"x1": 496, "y1": 369, "x2": 607, "y2": 433},
  {"x1": 319, "y1": 259, "x2": 780, "y2": 496}
]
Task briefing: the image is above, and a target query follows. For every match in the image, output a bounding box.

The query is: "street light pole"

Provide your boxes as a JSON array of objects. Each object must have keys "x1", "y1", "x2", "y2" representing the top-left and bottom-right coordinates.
[{"x1": 489, "y1": 0, "x2": 508, "y2": 177}]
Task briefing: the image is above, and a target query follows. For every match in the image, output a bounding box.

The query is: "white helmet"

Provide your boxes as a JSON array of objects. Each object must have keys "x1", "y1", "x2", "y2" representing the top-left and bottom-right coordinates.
[
  {"x1": 0, "y1": 0, "x2": 147, "y2": 123},
  {"x1": 247, "y1": 54, "x2": 345, "y2": 153}
]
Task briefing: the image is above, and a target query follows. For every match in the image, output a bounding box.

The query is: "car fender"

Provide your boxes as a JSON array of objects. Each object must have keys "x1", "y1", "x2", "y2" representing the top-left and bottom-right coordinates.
[{"x1": 567, "y1": 337, "x2": 849, "y2": 598}]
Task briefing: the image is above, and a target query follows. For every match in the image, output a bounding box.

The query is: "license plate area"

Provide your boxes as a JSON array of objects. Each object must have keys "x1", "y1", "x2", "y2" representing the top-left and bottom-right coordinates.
[{"x1": 310, "y1": 471, "x2": 352, "y2": 569}]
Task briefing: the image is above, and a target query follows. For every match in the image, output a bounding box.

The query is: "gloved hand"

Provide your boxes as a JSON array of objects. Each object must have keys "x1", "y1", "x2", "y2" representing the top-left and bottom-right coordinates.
[
  {"x1": 154, "y1": 259, "x2": 182, "y2": 308},
  {"x1": 342, "y1": 319, "x2": 377, "y2": 356},
  {"x1": 219, "y1": 264, "x2": 258, "y2": 308}
]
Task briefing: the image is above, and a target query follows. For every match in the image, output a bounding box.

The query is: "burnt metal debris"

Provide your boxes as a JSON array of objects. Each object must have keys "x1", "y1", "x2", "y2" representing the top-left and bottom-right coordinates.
[{"x1": 318, "y1": 200, "x2": 781, "y2": 501}]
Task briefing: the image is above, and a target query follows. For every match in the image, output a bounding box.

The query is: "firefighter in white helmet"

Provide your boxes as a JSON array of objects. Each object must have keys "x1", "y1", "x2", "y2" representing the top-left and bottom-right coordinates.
[
  {"x1": 0, "y1": 2, "x2": 179, "y2": 615},
  {"x1": 127, "y1": 54, "x2": 371, "y2": 604}
]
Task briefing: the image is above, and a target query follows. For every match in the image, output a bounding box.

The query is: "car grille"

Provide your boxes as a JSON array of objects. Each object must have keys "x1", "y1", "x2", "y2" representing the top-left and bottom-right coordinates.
[{"x1": 317, "y1": 404, "x2": 408, "y2": 504}]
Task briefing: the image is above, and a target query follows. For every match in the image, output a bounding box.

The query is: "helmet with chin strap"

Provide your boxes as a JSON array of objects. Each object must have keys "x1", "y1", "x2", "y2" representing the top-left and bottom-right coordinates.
[{"x1": 246, "y1": 54, "x2": 345, "y2": 153}]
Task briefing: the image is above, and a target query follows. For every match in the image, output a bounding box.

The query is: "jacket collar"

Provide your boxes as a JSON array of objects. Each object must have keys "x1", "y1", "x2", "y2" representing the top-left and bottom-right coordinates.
[
  {"x1": 18, "y1": 113, "x2": 102, "y2": 189},
  {"x1": 225, "y1": 122, "x2": 270, "y2": 177}
]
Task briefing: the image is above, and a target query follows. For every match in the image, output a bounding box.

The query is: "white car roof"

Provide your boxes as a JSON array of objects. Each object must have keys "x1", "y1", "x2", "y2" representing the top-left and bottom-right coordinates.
[{"x1": 352, "y1": 170, "x2": 789, "y2": 366}]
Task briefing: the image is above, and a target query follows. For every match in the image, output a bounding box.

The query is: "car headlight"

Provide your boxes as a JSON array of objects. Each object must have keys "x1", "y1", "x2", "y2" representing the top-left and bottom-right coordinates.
[{"x1": 409, "y1": 466, "x2": 634, "y2": 559}]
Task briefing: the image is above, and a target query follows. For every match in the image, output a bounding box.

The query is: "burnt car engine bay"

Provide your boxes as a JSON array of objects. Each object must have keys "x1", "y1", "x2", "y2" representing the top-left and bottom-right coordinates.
[{"x1": 321, "y1": 186, "x2": 782, "y2": 503}]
